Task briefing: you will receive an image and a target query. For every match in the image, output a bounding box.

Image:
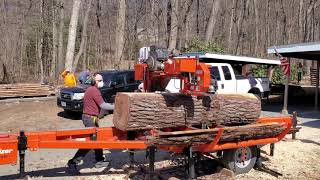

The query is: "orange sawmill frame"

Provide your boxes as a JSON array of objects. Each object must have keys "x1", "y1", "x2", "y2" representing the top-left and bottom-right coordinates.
[{"x1": 0, "y1": 116, "x2": 292, "y2": 166}]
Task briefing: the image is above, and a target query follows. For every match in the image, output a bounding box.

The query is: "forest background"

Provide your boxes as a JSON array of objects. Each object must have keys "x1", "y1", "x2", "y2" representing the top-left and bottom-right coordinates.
[{"x1": 1, "y1": 0, "x2": 320, "y2": 83}]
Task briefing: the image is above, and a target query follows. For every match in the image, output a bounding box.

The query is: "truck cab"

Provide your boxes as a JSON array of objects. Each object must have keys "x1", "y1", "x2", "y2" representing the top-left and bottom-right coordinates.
[
  {"x1": 57, "y1": 70, "x2": 140, "y2": 114},
  {"x1": 165, "y1": 63, "x2": 270, "y2": 98}
]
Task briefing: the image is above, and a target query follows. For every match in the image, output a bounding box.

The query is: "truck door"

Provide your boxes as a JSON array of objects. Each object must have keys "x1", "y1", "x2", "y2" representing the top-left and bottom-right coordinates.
[
  {"x1": 124, "y1": 71, "x2": 138, "y2": 92},
  {"x1": 108, "y1": 73, "x2": 126, "y2": 103},
  {"x1": 221, "y1": 65, "x2": 236, "y2": 92},
  {"x1": 210, "y1": 66, "x2": 223, "y2": 93}
]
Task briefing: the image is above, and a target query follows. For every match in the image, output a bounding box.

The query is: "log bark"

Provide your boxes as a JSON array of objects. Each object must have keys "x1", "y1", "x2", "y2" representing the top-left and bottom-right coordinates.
[
  {"x1": 113, "y1": 93, "x2": 261, "y2": 131},
  {"x1": 147, "y1": 122, "x2": 285, "y2": 145}
]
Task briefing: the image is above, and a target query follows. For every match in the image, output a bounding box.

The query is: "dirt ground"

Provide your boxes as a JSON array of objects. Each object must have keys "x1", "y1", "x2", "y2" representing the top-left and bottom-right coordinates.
[{"x1": 0, "y1": 98, "x2": 319, "y2": 180}]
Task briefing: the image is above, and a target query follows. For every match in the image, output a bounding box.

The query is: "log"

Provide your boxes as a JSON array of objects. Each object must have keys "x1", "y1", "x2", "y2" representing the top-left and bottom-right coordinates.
[
  {"x1": 113, "y1": 92, "x2": 261, "y2": 131},
  {"x1": 147, "y1": 122, "x2": 286, "y2": 145}
]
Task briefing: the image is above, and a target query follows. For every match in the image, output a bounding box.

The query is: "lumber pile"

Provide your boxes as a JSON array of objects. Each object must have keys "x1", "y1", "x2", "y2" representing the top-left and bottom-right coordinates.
[
  {"x1": 0, "y1": 83, "x2": 55, "y2": 98},
  {"x1": 113, "y1": 92, "x2": 261, "y2": 131}
]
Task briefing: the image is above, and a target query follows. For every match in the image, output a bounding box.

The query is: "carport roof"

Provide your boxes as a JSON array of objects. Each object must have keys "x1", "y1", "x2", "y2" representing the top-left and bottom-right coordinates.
[
  {"x1": 267, "y1": 41, "x2": 320, "y2": 60},
  {"x1": 178, "y1": 52, "x2": 281, "y2": 65}
]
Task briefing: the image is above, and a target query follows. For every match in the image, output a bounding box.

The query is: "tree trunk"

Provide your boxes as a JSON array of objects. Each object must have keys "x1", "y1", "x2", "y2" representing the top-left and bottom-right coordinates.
[
  {"x1": 51, "y1": 0, "x2": 58, "y2": 79},
  {"x1": 228, "y1": 0, "x2": 236, "y2": 51},
  {"x1": 196, "y1": 0, "x2": 200, "y2": 36},
  {"x1": 253, "y1": 0, "x2": 259, "y2": 55},
  {"x1": 64, "y1": 0, "x2": 81, "y2": 72},
  {"x1": 114, "y1": 0, "x2": 126, "y2": 69},
  {"x1": 205, "y1": 0, "x2": 221, "y2": 42},
  {"x1": 57, "y1": 0, "x2": 64, "y2": 75},
  {"x1": 39, "y1": 0, "x2": 44, "y2": 83},
  {"x1": 168, "y1": 0, "x2": 178, "y2": 52},
  {"x1": 298, "y1": 0, "x2": 304, "y2": 41},
  {"x1": 113, "y1": 93, "x2": 261, "y2": 131},
  {"x1": 72, "y1": 0, "x2": 92, "y2": 72},
  {"x1": 147, "y1": 122, "x2": 285, "y2": 145},
  {"x1": 179, "y1": 0, "x2": 193, "y2": 50}
]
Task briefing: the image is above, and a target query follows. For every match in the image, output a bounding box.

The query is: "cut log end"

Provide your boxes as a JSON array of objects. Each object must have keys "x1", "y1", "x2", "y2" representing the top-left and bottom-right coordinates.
[{"x1": 113, "y1": 93, "x2": 130, "y2": 131}]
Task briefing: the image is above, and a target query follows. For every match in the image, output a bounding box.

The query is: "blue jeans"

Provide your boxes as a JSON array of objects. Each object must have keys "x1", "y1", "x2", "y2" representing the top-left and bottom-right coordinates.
[{"x1": 69, "y1": 115, "x2": 104, "y2": 164}]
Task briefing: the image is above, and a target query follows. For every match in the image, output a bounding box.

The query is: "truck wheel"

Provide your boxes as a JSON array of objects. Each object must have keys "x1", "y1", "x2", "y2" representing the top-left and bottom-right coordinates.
[
  {"x1": 221, "y1": 146, "x2": 257, "y2": 174},
  {"x1": 248, "y1": 88, "x2": 261, "y2": 99}
]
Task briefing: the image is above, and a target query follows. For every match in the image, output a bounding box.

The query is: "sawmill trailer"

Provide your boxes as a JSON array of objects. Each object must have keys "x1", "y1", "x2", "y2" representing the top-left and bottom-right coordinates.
[{"x1": 0, "y1": 116, "x2": 292, "y2": 179}]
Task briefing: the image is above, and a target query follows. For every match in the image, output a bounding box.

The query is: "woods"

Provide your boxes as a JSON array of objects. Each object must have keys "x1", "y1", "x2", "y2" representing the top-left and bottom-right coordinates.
[{"x1": 1, "y1": 0, "x2": 320, "y2": 83}]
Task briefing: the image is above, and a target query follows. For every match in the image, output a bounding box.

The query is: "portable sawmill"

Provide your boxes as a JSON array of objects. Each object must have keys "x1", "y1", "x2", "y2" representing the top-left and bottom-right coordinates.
[{"x1": 0, "y1": 46, "x2": 293, "y2": 179}]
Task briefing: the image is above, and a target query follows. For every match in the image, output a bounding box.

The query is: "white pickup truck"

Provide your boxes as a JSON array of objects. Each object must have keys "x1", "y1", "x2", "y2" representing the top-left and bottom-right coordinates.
[{"x1": 165, "y1": 63, "x2": 270, "y2": 98}]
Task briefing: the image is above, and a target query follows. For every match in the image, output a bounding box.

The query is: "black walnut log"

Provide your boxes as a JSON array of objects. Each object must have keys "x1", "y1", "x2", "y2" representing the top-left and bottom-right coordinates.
[
  {"x1": 113, "y1": 92, "x2": 261, "y2": 131},
  {"x1": 147, "y1": 122, "x2": 285, "y2": 145}
]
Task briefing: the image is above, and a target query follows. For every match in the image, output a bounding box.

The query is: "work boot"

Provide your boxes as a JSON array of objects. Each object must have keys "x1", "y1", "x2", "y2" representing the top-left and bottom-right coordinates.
[
  {"x1": 67, "y1": 160, "x2": 80, "y2": 175},
  {"x1": 94, "y1": 159, "x2": 110, "y2": 168}
]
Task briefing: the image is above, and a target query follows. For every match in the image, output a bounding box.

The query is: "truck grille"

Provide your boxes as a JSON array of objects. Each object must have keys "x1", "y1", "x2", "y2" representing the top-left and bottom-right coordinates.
[{"x1": 60, "y1": 92, "x2": 71, "y2": 100}]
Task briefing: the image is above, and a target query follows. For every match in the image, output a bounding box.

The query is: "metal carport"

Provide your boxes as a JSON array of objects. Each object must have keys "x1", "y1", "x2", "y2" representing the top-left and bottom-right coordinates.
[{"x1": 268, "y1": 42, "x2": 320, "y2": 113}]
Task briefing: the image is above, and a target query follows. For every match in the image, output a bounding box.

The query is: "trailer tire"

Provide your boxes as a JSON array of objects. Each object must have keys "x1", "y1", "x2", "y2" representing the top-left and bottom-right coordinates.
[{"x1": 221, "y1": 146, "x2": 257, "y2": 174}]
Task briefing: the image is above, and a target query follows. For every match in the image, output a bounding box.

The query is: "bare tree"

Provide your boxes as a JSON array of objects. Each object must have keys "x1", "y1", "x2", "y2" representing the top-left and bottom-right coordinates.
[
  {"x1": 72, "y1": 0, "x2": 93, "y2": 72},
  {"x1": 39, "y1": 0, "x2": 44, "y2": 83},
  {"x1": 253, "y1": 0, "x2": 259, "y2": 54},
  {"x1": 114, "y1": 0, "x2": 126, "y2": 69},
  {"x1": 228, "y1": 0, "x2": 236, "y2": 51},
  {"x1": 57, "y1": 0, "x2": 64, "y2": 76},
  {"x1": 50, "y1": 0, "x2": 58, "y2": 79},
  {"x1": 168, "y1": 0, "x2": 178, "y2": 51},
  {"x1": 65, "y1": 0, "x2": 81, "y2": 72},
  {"x1": 205, "y1": 0, "x2": 221, "y2": 42}
]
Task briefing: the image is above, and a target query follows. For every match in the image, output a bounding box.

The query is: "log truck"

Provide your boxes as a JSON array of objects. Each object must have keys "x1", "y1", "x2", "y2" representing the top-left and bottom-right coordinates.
[{"x1": 0, "y1": 46, "x2": 292, "y2": 179}]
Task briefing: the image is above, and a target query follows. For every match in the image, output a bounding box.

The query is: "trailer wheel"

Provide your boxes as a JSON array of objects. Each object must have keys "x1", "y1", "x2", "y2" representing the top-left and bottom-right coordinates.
[{"x1": 221, "y1": 146, "x2": 257, "y2": 174}]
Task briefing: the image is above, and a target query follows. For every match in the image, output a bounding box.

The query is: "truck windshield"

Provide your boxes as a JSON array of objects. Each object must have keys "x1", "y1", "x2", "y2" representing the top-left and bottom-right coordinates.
[{"x1": 84, "y1": 73, "x2": 112, "y2": 87}]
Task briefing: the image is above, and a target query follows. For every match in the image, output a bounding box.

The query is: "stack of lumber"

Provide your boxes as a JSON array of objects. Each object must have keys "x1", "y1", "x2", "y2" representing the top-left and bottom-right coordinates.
[
  {"x1": 310, "y1": 68, "x2": 319, "y2": 86},
  {"x1": 0, "y1": 83, "x2": 55, "y2": 98}
]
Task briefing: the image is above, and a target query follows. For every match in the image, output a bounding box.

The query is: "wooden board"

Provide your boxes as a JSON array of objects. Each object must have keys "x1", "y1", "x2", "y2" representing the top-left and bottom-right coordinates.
[{"x1": 0, "y1": 83, "x2": 55, "y2": 98}]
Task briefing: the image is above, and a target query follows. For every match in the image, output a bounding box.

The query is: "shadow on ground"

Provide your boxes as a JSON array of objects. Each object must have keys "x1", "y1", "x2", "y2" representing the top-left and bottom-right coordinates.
[
  {"x1": 0, "y1": 150, "x2": 170, "y2": 179},
  {"x1": 57, "y1": 111, "x2": 82, "y2": 120},
  {"x1": 302, "y1": 120, "x2": 320, "y2": 128},
  {"x1": 262, "y1": 95, "x2": 320, "y2": 120},
  {"x1": 300, "y1": 139, "x2": 320, "y2": 146}
]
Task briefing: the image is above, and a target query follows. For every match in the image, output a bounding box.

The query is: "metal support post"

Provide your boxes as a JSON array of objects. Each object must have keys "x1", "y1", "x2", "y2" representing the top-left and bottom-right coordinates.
[
  {"x1": 127, "y1": 131, "x2": 135, "y2": 166},
  {"x1": 292, "y1": 111, "x2": 298, "y2": 139},
  {"x1": 18, "y1": 130, "x2": 28, "y2": 178},
  {"x1": 186, "y1": 146, "x2": 196, "y2": 180},
  {"x1": 282, "y1": 58, "x2": 290, "y2": 115},
  {"x1": 129, "y1": 149, "x2": 134, "y2": 165},
  {"x1": 148, "y1": 146, "x2": 156, "y2": 180},
  {"x1": 315, "y1": 61, "x2": 319, "y2": 109},
  {"x1": 270, "y1": 143, "x2": 275, "y2": 156},
  {"x1": 255, "y1": 147, "x2": 262, "y2": 168}
]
